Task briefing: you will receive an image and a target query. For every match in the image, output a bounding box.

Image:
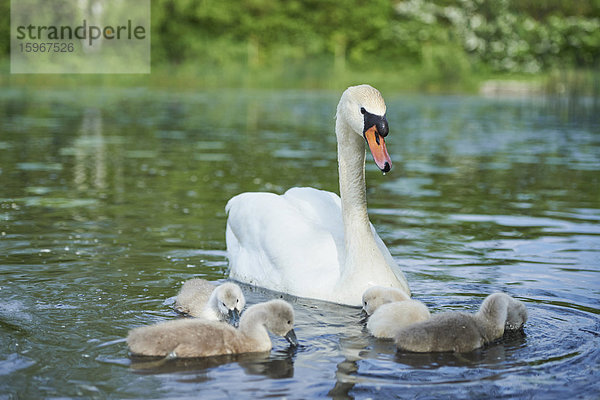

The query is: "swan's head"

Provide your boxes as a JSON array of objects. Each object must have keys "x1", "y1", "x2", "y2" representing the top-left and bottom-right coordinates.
[
  {"x1": 504, "y1": 296, "x2": 528, "y2": 331},
  {"x1": 256, "y1": 299, "x2": 298, "y2": 347},
  {"x1": 362, "y1": 285, "x2": 410, "y2": 316},
  {"x1": 478, "y1": 293, "x2": 528, "y2": 331},
  {"x1": 337, "y1": 84, "x2": 391, "y2": 173},
  {"x1": 215, "y1": 282, "x2": 246, "y2": 327}
]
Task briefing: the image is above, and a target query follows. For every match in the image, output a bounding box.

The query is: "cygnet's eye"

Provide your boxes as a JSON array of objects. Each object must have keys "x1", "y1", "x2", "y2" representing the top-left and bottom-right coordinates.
[
  {"x1": 364, "y1": 301, "x2": 367, "y2": 307},
  {"x1": 360, "y1": 107, "x2": 366, "y2": 114},
  {"x1": 221, "y1": 302, "x2": 226, "y2": 307},
  {"x1": 287, "y1": 320, "x2": 291, "y2": 325},
  {"x1": 236, "y1": 299, "x2": 239, "y2": 303}
]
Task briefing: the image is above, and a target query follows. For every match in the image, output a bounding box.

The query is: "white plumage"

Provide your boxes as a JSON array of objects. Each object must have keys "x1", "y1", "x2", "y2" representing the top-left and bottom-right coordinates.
[{"x1": 366, "y1": 300, "x2": 431, "y2": 339}]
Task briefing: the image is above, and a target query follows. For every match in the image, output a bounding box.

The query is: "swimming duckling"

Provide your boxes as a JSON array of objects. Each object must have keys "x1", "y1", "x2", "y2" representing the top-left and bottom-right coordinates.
[
  {"x1": 174, "y1": 279, "x2": 246, "y2": 326},
  {"x1": 395, "y1": 293, "x2": 527, "y2": 353},
  {"x1": 128, "y1": 299, "x2": 298, "y2": 358},
  {"x1": 366, "y1": 300, "x2": 431, "y2": 338},
  {"x1": 362, "y1": 286, "x2": 411, "y2": 316}
]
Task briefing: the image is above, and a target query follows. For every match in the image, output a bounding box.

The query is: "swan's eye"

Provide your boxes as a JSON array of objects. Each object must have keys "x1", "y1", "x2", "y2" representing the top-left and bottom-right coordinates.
[
  {"x1": 360, "y1": 107, "x2": 366, "y2": 114},
  {"x1": 236, "y1": 299, "x2": 239, "y2": 303}
]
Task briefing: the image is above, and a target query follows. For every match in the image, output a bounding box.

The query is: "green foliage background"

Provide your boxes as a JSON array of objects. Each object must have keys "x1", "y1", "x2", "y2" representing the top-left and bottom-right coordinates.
[{"x1": 2, "y1": 0, "x2": 599, "y2": 91}]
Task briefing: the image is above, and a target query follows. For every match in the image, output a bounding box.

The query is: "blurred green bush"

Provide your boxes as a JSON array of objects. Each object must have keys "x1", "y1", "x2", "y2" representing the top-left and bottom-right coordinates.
[
  {"x1": 1, "y1": 0, "x2": 598, "y2": 90},
  {"x1": 148, "y1": 0, "x2": 600, "y2": 73}
]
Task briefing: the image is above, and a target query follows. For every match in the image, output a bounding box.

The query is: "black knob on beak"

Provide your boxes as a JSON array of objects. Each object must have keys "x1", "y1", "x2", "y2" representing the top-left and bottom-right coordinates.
[
  {"x1": 362, "y1": 108, "x2": 389, "y2": 138},
  {"x1": 378, "y1": 117, "x2": 389, "y2": 137}
]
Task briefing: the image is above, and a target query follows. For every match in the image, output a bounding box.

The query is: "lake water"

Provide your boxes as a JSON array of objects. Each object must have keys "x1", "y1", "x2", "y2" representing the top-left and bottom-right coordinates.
[{"x1": 0, "y1": 88, "x2": 599, "y2": 399}]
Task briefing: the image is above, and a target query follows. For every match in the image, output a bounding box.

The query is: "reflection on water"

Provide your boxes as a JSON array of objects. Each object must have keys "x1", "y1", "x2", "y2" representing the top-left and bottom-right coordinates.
[
  {"x1": 0, "y1": 88, "x2": 599, "y2": 399},
  {"x1": 130, "y1": 349, "x2": 295, "y2": 380}
]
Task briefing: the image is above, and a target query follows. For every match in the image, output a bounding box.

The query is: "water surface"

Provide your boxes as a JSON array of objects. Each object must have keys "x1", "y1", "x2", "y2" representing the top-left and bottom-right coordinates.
[{"x1": 0, "y1": 88, "x2": 599, "y2": 399}]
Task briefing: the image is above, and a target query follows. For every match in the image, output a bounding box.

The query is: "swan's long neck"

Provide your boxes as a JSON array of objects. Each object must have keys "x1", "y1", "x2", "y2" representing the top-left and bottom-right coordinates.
[
  {"x1": 337, "y1": 119, "x2": 370, "y2": 234},
  {"x1": 202, "y1": 289, "x2": 222, "y2": 320},
  {"x1": 335, "y1": 118, "x2": 389, "y2": 286},
  {"x1": 239, "y1": 308, "x2": 271, "y2": 351},
  {"x1": 476, "y1": 294, "x2": 509, "y2": 339}
]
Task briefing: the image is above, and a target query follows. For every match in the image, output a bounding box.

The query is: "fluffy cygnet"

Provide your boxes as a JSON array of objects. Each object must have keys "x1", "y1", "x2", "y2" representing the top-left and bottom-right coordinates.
[
  {"x1": 395, "y1": 293, "x2": 528, "y2": 353},
  {"x1": 366, "y1": 300, "x2": 431, "y2": 338},
  {"x1": 174, "y1": 279, "x2": 246, "y2": 325},
  {"x1": 128, "y1": 299, "x2": 298, "y2": 358},
  {"x1": 362, "y1": 286, "x2": 411, "y2": 316}
]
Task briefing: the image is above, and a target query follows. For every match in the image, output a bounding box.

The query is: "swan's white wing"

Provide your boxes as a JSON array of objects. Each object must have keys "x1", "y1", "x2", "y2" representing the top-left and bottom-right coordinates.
[{"x1": 226, "y1": 187, "x2": 345, "y2": 297}]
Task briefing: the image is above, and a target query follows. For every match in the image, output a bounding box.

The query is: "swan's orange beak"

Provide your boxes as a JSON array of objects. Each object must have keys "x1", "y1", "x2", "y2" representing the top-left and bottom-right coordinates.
[{"x1": 364, "y1": 125, "x2": 392, "y2": 173}]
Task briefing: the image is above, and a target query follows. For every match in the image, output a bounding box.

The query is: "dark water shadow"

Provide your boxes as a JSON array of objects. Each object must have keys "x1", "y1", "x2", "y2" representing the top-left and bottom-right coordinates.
[
  {"x1": 129, "y1": 347, "x2": 296, "y2": 380},
  {"x1": 328, "y1": 328, "x2": 528, "y2": 398},
  {"x1": 392, "y1": 329, "x2": 528, "y2": 369}
]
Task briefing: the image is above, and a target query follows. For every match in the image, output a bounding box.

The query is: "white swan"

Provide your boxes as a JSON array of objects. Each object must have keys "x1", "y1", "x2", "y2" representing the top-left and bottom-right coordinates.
[
  {"x1": 174, "y1": 279, "x2": 246, "y2": 325},
  {"x1": 128, "y1": 299, "x2": 298, "y2": 358},
  {"x1": 226, "y1": 85, "x2": 410, "y2": 306}
]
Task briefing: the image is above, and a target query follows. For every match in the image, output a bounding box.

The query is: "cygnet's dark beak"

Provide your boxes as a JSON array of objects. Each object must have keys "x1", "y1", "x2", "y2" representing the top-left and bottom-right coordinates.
[
  {"x1": 359, "y1": 309, "x2": 369, "y2": 324},
  {"x1": 227, "y1": 308, "x2": 240, "y2": 327},
  {"x1": 284, "y1": 329, "x2": 298, "y2": 347}
]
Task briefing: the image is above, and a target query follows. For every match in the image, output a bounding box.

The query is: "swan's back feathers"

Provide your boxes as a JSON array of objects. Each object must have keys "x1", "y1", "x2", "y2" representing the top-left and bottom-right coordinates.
[
  {"x1": 395, "y1": 312, "x2": 484, "y2": 353},
  {"x1": 283, "y1": 187, "x2": 343, "y2": 233},
  {"x1": 226, "y1": 188, "x2": 343, "y2": 297},
  {"x1": 366, "y1": 300, "x2": 430, "y2": 338},
  {"x1": 127, "y1": 319, "x2": 242, "y2": 357},
  {"x1": 174, "y1": 279, "x2": 214, "y2": 316}
]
